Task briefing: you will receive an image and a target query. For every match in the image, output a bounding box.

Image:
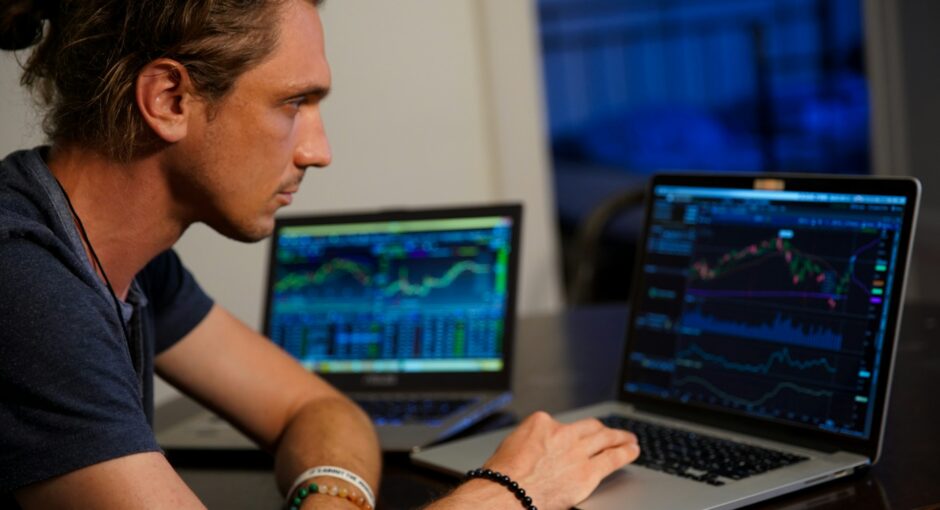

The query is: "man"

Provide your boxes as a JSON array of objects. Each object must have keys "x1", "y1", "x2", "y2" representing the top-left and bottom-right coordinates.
[{"x1": 0, "y1": 1, "x2": 639, "y2": 509}]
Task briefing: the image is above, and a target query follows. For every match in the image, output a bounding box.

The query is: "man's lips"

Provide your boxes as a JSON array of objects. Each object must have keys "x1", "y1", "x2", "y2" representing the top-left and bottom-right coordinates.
[
  {"x1": 276, "y1": 176, "x2": 303, "y2": 205},
  {"x1": 277, "y1": 188, "x2": 297, "y2": 205}
]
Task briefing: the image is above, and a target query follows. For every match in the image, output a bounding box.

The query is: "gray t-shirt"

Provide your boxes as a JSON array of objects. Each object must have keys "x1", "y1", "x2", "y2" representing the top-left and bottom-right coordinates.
[{"x1": 0, "y1": 148, "x2": 214, "y2": 505}]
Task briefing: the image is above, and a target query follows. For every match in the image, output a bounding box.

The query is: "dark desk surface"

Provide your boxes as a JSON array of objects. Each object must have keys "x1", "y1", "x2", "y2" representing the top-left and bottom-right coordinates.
[{"x1": 162, "y1": 303, "x2": 940, "y2": 510}]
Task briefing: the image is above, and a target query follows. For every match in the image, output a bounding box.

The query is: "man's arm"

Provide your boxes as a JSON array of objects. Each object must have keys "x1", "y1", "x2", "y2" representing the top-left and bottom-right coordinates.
[
  {"x1": 155, "y1": 305, "x2": 381, "y2": 506},
  {"x1": 14, "y1": 453, "x2": 206, "y2": 509}
]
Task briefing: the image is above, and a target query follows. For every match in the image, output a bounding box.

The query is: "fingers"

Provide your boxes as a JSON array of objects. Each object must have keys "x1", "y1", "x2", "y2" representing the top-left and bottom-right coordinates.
[
  {"x1": 579, "y1": 426, "x2": 638, "y2": 457},
  {"x1": 575, "y1": 423, "x2": 641, "y2": 487},
  {"x1": 553, "y1": 417, "x2": 644, "y2": 478},
  {"x1": 590, "y1": 441, "x2": 642, "y2": 479}
]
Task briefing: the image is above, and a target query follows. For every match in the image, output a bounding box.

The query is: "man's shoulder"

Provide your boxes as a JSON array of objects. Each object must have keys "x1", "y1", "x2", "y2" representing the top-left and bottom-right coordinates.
[
  {"x1": 0, "y1": 148, "x2": 63, "y2": 243},
  {"x1": 1, "y1": 148, "x2": 49, "y2": 202},
  {"x1": 0, "y1": 148, "x2": 95, "y2": 285},
  {"x1": 0, "y1": 237, "x2": 109, "y2": 326}
]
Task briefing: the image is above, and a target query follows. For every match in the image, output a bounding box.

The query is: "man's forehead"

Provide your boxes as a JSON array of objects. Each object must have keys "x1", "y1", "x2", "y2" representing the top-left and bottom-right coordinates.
[{"x1": 249, "y1": 0, "x2": 331, "y2": 93}]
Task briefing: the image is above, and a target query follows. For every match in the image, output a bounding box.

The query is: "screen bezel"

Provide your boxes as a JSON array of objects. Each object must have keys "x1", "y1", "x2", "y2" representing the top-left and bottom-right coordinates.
[
  {"x1": 618, "y1": 173, "x2": 920, "y2": 461},
  {"x1": 263, "y1": 203, "x2": 523, "y2": 392}
]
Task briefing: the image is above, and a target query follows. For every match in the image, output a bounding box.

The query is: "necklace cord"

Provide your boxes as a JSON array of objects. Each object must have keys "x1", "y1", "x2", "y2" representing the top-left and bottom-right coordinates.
[{"x1": 52, "y1": 179, "x2": 133, "y2": 347}]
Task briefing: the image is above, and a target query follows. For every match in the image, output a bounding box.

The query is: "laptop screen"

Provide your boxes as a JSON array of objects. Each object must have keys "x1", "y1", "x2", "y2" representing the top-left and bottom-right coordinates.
[
  {"x1": 625, "y1": 182, "x2": 912, "y2": 439},
  {"x1": 265, "y1": 207, "x2": 519, "y2": 376}
]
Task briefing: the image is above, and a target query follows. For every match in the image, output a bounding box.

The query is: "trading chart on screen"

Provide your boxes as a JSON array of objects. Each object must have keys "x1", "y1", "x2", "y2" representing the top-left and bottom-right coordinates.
[
  {"x1": 268, "y1": 216, "x2": 514, "y2": 374},
  {"x1": 625, "y1": 186, "x2": 908, "y2": 438}
]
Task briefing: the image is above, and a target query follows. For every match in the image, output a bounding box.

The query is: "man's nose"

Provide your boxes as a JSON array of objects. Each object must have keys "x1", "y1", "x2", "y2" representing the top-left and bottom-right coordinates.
[{"x1": 295, "y1": 110, "x2": 332, "y2": 170}]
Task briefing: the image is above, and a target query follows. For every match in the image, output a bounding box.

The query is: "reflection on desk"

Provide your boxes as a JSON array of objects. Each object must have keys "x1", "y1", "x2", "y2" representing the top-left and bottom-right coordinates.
[{"x1": 160, "y1": 303, "x2": 940, "y2": 510}]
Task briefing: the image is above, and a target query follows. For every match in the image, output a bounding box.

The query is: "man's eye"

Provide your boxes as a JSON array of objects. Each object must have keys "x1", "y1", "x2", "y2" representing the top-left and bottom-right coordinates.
[{"x1": 286, "y1": 97, "x2": 307, "y2": 110}]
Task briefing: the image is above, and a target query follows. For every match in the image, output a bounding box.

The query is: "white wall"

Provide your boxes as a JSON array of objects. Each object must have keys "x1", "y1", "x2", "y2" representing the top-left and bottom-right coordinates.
[
  {"x1": 1, "y1": 2, "x2": 564, "y2": 404},
  {"x1": 0, "y1": 53, "x2": 43, "y2": 155}
]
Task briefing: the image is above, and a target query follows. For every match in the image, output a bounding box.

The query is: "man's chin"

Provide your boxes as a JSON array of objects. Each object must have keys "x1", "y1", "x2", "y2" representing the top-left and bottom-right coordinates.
[{"x1": 208, "y1": 217, "x2": 275, "y2": 243}]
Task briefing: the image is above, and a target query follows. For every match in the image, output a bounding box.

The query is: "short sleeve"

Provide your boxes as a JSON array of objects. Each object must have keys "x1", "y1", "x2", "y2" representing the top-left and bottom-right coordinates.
[
  {"x1": 136, "y1": 250, "x2": 214, "y2": 354},
  {"x1": 0, "y1": 238, "x2": 160, "y2": 493}
]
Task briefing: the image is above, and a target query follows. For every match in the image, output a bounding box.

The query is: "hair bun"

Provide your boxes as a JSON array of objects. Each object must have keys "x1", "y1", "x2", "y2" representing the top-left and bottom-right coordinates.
[{"x1": 0, "y1": 1, "x2": 48, "y2": 51}]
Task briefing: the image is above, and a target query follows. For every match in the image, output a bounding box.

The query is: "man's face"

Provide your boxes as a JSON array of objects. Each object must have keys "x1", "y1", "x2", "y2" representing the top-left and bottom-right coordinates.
[{"x1": 172, "y1": 0, "x2": 332, "y2": 242}]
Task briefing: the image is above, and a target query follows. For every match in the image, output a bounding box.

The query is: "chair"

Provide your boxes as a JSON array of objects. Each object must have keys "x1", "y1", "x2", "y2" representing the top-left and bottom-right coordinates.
[{"x1": 567, "y1": 188, "x2": 646, "y2": 306}]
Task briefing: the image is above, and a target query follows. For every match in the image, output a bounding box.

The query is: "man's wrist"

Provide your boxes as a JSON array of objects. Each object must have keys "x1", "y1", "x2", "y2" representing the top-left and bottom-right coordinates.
[
  {"x1": 288, "y1": 465, "x2": 375, "y2": 507},
  {"x1": 465, "y1": 468, "x2": 536, "y2": 510},
  {"x1": 448, "y1": 478, "x2": 524, "y2": 510},
  {"x1": 291, "y1": 477, "x2": 369, "y2": 510},
  {"x1": 300, "y1": 492, "x2": 362, "y2": 510}
]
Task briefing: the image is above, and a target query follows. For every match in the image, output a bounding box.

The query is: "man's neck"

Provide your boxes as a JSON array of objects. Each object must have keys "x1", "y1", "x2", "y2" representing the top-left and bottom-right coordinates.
[{"x1": 46, "y1": 145, "x2": 189, "y2": 300}]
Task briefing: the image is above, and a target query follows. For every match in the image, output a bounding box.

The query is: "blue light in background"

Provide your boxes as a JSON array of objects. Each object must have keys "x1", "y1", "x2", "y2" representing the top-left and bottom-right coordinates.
[{"x1": 539, "y1": 0, "x2": 869, "y2": 175}]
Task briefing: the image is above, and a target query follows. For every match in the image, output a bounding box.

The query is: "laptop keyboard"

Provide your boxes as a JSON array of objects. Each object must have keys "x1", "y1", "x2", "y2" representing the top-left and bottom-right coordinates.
[
  {"x1": 355, "y1": 398, "x2": 476, "y2": 425},
  {"x1": 600, "y1": 414, "x2": 808, "y2": 486}
]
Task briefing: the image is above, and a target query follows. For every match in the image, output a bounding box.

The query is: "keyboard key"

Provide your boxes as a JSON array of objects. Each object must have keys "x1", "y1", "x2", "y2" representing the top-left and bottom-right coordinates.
[{"x1": 600, "y1": 414, "x2": 808, "y2": 485}]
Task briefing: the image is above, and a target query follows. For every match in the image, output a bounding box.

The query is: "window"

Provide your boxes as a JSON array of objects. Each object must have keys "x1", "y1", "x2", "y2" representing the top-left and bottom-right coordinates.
[{"x1": 539, "y1": 0, "x2": 869, "y2": 301}]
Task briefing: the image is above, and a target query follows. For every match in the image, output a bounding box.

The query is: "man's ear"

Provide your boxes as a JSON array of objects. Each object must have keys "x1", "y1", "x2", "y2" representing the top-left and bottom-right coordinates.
[{"x1": 135, "y1": 59, "x2": 199, "y2": 143}]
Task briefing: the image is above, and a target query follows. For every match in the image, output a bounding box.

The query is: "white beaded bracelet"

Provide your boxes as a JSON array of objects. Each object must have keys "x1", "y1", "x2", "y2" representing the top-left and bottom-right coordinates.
[{"x1": 288, "y1": 465, "x2": 376, "y2": 509}]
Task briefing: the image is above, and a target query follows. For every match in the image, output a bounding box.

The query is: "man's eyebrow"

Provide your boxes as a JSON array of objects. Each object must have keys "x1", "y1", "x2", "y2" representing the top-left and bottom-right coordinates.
[{"x1": 284, "y1": 85, "x2": 331, "y2": 101}]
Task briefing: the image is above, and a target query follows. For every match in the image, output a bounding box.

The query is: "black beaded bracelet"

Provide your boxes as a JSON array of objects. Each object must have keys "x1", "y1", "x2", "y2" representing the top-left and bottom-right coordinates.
[{"x1": 466, "y1": 468, "x2": 537, "y2": 510}]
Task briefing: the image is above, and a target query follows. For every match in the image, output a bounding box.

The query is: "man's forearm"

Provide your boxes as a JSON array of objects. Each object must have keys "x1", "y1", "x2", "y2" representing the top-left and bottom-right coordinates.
[{"x1": 272, "y1": 395, "x2": 381, "y2": 505}]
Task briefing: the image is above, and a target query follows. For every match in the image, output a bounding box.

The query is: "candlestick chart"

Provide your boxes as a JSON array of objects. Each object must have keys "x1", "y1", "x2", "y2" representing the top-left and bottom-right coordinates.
[
  {"x1": 624, "y1": 186, "x2": 910, "y2": 437},
  {"x1": 678, "y1": 226, "x2": 885, "y2": 352}
]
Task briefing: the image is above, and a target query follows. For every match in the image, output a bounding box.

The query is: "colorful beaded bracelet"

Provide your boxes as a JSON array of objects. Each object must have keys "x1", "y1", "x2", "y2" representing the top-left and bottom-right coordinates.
[
  {"x1": 287, "y1": 482, "x2": 373, "y2": 510},
  {"x1": 466, "y1": 468, "x2": 537, "y2": 510},
  {"x1": 287, "y1": 466, "x2": 375, "y2": 508}
]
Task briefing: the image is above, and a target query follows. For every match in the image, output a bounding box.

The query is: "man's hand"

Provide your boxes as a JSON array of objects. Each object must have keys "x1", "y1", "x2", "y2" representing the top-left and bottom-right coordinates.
[
  {"x1": 429, "y1": 411, "x2": 639, "y2": 510},
  {"x1": 485, "y1": 412, "x2": 640, "y2": 509}
]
